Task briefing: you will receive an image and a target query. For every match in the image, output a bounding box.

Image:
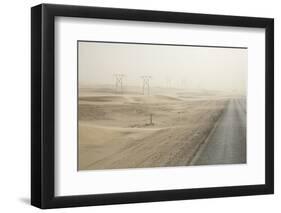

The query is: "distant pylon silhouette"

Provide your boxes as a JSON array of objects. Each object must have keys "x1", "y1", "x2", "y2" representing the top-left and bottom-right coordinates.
[
  {"x1": 114, "y1": 74, "x2": 125, "y2": 93},
  {"x1": 141, "y1": 76, "x2": 151, "y2": 95}
]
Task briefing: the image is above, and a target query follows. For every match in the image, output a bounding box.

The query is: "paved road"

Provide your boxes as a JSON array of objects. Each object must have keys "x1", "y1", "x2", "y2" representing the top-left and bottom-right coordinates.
[{"x1": 191, "y1": 98, "x2": 247, "y2": 165}]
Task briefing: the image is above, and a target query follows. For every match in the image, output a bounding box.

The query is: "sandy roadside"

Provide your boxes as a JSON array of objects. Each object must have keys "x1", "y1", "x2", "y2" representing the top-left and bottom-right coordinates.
[{"x1": 78, "y1": 88, "x2": 229, "y2": 170}]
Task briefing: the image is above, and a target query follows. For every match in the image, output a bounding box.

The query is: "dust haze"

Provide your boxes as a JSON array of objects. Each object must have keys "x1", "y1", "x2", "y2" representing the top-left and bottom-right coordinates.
[
  {"x1": 78, "y1": 41, "x2": 247, "y2": 170},
  {"x1": 79, "y1": 42, "x2": 247, "y2": 94}
]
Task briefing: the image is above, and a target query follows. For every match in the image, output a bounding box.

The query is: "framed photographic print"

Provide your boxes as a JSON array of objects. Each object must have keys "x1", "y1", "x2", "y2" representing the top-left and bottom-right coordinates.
[{"x1": 31, "y1": 3, "x2": 274, "y2": 209}]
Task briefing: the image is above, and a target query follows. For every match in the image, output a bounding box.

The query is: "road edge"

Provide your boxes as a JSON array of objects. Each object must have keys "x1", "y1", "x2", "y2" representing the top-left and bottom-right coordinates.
[{"x1": 187, "y1": 100, "x2": 229, "y2": 166}]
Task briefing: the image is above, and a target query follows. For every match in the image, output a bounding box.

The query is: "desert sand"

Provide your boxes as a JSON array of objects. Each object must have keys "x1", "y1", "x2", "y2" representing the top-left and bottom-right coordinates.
[{"x1": 78, "y1": 86, "x2": 232, "y2": 170}]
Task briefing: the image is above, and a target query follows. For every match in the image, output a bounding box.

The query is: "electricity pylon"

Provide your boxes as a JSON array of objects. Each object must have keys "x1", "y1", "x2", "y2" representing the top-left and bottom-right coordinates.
[
  {"x1": 141, "y1": 75, "x2": 151, "y2": 95},
  {"x1": 114, "y1": 74, "x2": 125, "y2": 93}
]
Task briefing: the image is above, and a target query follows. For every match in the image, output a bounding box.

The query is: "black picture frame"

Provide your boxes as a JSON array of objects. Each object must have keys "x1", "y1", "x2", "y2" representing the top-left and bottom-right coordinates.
[{"x1": 31, "y1": 3, "x2": 274, "y2": 209}]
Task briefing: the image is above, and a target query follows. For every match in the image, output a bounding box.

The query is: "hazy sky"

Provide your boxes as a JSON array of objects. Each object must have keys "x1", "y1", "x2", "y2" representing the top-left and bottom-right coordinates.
[{"x1": 78, "y1": 41, "x2": 247, "y2": 93}]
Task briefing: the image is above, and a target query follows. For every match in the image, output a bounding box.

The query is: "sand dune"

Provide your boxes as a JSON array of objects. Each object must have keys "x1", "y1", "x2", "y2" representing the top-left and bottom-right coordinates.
[{"x1": 78, "y1": 87, "x2": 229, "y2": 170}]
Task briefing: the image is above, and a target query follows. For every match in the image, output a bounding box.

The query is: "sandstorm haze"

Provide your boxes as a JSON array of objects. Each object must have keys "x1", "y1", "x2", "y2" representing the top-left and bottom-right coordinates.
[
  {"x1": 78, "y1": 41, "x2": 247, "y2": 170},
  {"x1": 78, "y1": 41, "x2": 247, "y2": 94}
]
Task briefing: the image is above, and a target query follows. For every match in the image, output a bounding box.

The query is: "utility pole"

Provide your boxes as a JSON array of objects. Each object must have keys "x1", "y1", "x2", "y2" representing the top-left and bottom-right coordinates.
[
  {"x1": 150, "y1": 113, "x2": 153, "y2": 125},
  {"x1": 114, "y1": 74, "x2": 125, "y2": 93},
  {"x1": 141, "y1": 75, "x2": 151, "y2": 95}
]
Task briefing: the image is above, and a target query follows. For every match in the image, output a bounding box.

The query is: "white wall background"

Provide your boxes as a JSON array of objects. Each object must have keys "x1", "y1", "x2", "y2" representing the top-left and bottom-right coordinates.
[{"x1": 0, "y1": 0, "x2": 279, "y2": 212}]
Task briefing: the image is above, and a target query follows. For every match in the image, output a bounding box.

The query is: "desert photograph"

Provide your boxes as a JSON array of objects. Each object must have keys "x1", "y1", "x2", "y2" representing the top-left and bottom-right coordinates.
[{"x1": 78, "y1": 41, "x2": 247, "y2": 171}]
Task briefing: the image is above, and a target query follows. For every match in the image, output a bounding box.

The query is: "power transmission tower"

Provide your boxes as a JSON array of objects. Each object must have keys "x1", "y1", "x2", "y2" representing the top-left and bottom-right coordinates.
[
  {"x1": 166, "y1": 78, "x2": 171, "y2": 89},
  {"x1": 181, "y1": 79, "x2": 186, "y2": 89},
  {"x1": 114, "y1": 74, "x2": 125, "y2": 93},
  {"x1": 141, "y1": 75, "x2": 151, "y2": 95}
]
